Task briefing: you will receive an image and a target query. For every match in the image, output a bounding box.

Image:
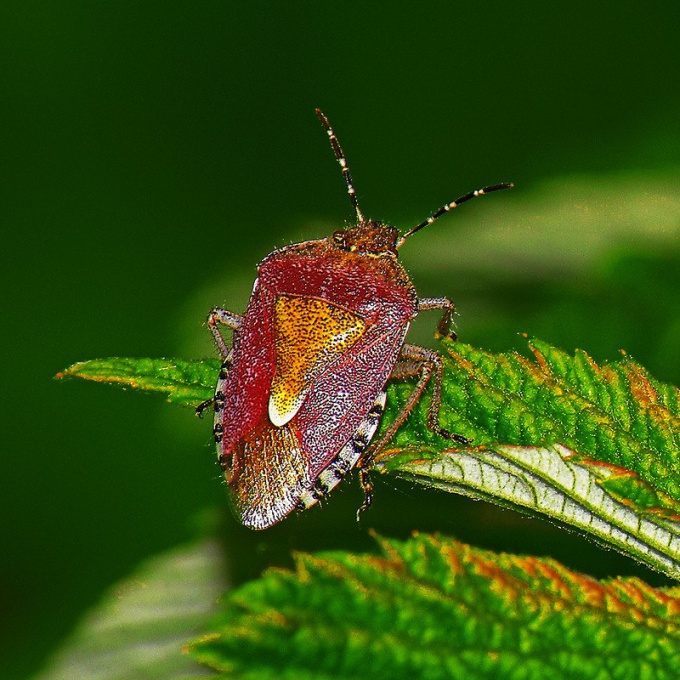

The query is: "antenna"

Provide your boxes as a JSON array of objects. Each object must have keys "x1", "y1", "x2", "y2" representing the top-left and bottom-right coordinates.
[
  {"x1": 315, "y1": 109, "x2": 365, "y2": 223},
  {"x1": 396, "y1": 182, "x2": 514, "y2": 248}
]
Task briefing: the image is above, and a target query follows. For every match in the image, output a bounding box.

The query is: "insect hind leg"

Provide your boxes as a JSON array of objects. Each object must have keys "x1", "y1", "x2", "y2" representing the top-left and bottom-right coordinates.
[
  {"x1": 356, "y1": 467, "x2": 373, "y2": 522},
  {"x1": 195, "y1": 355, "x2": 232, "y2": 418},
  {"x1": 360, "y1": 343, "x2": 469, "y2": 467},
  {"x1": 356, "y1": 344, "x2": 469, "y2": 522}
]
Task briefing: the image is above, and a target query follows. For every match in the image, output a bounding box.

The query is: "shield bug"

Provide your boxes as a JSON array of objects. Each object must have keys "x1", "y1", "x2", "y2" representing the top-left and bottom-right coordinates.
[{"x1": 198, "y1": 109, "x2": 512, "y2": 530}]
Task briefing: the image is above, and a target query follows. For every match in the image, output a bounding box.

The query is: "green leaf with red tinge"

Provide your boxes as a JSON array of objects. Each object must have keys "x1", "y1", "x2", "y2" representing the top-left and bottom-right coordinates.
[
  {"x1": 58, "y1": 338, "x2": 680, "y2": 578},
  {"x1": 188, "y1": 532, "x2": 680, "y2": 679},
  {"x1": 379, "y1": 338, "x2": 680, "y2": 579}
]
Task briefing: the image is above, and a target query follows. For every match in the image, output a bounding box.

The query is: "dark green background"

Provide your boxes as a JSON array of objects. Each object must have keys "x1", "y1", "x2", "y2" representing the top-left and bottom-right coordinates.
[{"x1": 3, "y1": 3, "x2": 680, "y2": 678}]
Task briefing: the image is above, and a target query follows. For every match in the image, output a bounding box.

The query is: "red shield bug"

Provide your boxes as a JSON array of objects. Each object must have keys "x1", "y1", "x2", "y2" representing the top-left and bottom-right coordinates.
[{"x1": 197, "y1": 109, "x2": 512, "y2": 530}]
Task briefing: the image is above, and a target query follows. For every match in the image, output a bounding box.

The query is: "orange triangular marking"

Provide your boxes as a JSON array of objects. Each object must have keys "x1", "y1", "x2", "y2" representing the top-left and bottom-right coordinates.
[{"x1": 268, "y1": 295, "x2": 366, "y2": 427}]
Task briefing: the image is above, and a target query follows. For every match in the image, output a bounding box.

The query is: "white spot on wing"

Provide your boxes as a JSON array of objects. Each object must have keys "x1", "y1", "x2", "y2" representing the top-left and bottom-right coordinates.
[{"x1": 268, "y1": 394, "x2": 303, "y2": 428}]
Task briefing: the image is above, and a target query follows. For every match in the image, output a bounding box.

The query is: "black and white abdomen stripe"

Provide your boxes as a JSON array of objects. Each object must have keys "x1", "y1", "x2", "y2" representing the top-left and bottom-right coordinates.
[
  {"x1": 214, "y1": 354, "x2": 232, "y2": 468},
  {"x1": 298, "y1": 388, "x2": 387, "y2": 509}
]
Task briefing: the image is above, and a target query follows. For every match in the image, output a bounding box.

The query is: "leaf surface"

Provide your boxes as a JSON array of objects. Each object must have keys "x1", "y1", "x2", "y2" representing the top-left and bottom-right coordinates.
[
  {"x1": 57, "y1": 357, "x2": 219, "y2": 407},
  {"x1": 379, "y1": 339, "x2": 680, "y2": 578},
  {"x1": 189, "y1": 532, "x2": 680, "y2": 680}
]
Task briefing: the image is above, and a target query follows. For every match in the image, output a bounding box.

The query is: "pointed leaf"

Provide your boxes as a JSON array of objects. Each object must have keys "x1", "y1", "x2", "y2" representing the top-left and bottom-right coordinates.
[
  {"x1": 383, "y1": 443, "x2": 680, "y2": 579},
  {"x1": 56, "y1": 357, "x2": 219, "y2": 407}
]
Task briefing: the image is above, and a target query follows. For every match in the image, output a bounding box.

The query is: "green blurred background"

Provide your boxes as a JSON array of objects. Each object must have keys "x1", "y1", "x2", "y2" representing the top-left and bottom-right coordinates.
[{"x1": 3, "y1": 2, "x2": 680, "y2": 677}]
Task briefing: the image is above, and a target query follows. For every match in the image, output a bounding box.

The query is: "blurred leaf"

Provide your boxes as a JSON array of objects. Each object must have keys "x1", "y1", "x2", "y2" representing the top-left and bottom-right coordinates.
[
  {"x1": 32, "y1": 539, "x2": 226, "y2": 680},
  {"x1": 461, "y1": 246, "x2": 680, "y2": 386},
  {"x1": 58, "y1": 337, "x2": 680, "y2": 577},
  {"x1": 408, "y1": 171, "x2": 680, "y2": 278},
  {"x1": 189, "y1": 532, "x2": 680, "y2": 679},
  {"x1": 404, "y1": 171, "x2": 680, "y2": 387}
]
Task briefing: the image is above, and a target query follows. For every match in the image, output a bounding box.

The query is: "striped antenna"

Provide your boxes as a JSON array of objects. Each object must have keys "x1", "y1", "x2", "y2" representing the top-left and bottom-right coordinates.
[
  {"x1": 396, "y1": 182, "x2": 514, "y2": 248},
  {"x1": 316, "y1": 109, "x2": 365, "y2": 223}
]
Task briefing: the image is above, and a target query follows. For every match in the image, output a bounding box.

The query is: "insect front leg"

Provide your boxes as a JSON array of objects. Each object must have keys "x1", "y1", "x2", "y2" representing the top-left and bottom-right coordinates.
[
  {"x1": 418, "y1": 296, "x2": 457, "y2": 340},
  {"x1": 196, "y1": 307, "x2": 243, "y2": 418}
]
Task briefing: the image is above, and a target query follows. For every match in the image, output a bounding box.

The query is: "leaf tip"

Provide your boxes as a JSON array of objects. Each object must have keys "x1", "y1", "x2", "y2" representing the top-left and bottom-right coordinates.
[{"x1": 55, "y1": 364, "x2": 79, "y2": 380}]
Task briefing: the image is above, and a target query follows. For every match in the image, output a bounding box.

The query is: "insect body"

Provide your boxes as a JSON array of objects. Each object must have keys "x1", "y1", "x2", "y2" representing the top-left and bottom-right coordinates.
[{"x1": 199, "y1": 110, "x2": 512, "y2": 530}]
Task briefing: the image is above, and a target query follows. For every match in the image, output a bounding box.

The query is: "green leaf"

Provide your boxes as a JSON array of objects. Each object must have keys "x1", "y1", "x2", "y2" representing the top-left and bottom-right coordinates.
[
  {"x1": 188, "y1": 532, "x2": 680, "y2": 680},
  {"x1": 383, "y1": 443, "x2": 680, "y2": 580},
  {"x1": 32, "y1": 539, "x2": 226, "y2": 680},
  {"x1": 379, "y1": 339, "x2": 680, "y2": 579},
  {"x1": 58, "y1": 338, "x2": 680, "y2": 578},
  {"x1": 56, "y1": 357, "x2": 219, "y2": 407}
]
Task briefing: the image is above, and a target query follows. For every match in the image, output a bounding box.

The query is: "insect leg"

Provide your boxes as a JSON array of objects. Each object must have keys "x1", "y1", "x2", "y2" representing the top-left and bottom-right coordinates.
[
  {"x1": 196, "y1": 308, "x2": 243, "y2": 418},
  {"x1": 195, "y1": 366, "x2": 228, "y2": 419},
  {"x1": 399, "y1": 344, "x2": 470, "y2": 445},
  {"x1": 361, "y1": 343, "x2": 469, "y2": 465},
  {"x1": 207, "y1": 307, "x2": 243, "y2": 359},
  {"x1": 357, "y1": 346, "x2": 459, "y2": 520},
  {"x1": 356, "y1": 467, "x2": 374, "y2": 522},
  {"x1": 418, "y1": 297, "x2": 457, "y2": 340}
]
